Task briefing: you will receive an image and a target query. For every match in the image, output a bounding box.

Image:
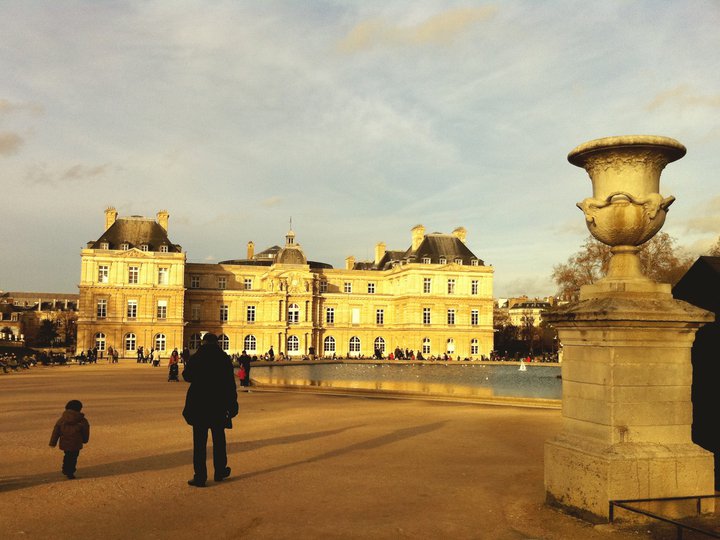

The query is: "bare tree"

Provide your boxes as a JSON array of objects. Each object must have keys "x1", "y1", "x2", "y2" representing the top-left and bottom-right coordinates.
[
  {"x1": 709, "y1": 236, "x2": 720, "y2": 257},
  {"x1": 552, "y1": 233, "x2": 693, "y2": 299}
]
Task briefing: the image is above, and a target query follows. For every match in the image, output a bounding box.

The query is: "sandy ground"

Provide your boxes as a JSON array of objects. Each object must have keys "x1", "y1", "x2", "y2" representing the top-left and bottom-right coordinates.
[{"x1": 0, "y1": 363, "x2": 696, "y2": 539}]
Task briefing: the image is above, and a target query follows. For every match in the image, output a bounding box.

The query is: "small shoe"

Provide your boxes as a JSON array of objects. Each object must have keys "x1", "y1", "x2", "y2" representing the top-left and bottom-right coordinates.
[
  {"x1": 187, "y1": 478, "x2": 206, "y2": 487},
  {"x1": 65, "y1": 474, "x2": 75, "y2": 480},
  {"x1": 214, "y1": 467, "x2": 231, "y2": 482}
]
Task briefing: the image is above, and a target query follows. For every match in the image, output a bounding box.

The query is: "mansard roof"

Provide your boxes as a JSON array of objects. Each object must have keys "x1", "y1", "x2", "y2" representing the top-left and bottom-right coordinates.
[
  {"x1": 89, "y1": 217, "x2": 181, "y2": 252},
  {"x1": 357, "y1": 233, "x2": 483, "y2": 271}
]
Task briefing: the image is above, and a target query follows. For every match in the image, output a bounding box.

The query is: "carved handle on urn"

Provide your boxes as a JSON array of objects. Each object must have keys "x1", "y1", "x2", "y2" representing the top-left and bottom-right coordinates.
[{"x1": 576, "y1": 191, "x2": 676, "y2": 225}]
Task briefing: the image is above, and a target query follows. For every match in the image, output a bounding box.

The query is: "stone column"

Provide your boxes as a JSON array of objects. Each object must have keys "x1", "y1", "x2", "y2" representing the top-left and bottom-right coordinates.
[{"x1": 544, "y1": 136, "x2": 715, "y2": 522}]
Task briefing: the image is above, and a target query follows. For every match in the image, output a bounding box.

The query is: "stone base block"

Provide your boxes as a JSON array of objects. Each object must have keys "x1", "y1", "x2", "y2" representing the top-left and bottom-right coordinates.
[{"x1": 545, "y1": 434, "x2": 715, "y2": 522}]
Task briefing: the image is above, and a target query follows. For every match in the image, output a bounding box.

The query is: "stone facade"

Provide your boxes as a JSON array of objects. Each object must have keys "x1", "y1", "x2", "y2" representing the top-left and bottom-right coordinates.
[{"x1": 77, "y1": 209, "x2": 494, "y2": 359}]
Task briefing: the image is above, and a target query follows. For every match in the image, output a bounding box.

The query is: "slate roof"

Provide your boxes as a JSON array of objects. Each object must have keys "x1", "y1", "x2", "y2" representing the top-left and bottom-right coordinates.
[
  {"x1": 357, "y1": 233, "x2": 483, "y2": 271},
  {"x1": 89, "y1": 217, "x2": 181, "y2": 252}
]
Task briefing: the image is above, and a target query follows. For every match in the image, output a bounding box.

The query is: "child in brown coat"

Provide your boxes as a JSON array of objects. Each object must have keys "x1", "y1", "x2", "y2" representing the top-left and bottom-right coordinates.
[{"x1": 49, "y1": 400, "x2": 90, "y2": 479}]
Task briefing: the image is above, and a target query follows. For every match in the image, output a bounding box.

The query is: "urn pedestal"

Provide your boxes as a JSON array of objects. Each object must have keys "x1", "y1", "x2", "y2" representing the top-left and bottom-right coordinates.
[{"x1": 544, "y1": 136, "x2": 715, "y2": 522}]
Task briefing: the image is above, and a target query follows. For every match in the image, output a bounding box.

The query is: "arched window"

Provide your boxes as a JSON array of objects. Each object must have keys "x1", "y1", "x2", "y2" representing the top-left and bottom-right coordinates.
[
  {"x1": 155, "y1": 333, "x2": 166, "y2": 352},
  {"x1": 373, "y1": 337, "x2": 385, "y2": 353},
  {"x1": 446, "y1": 338, "x2": 455, "y2": 353},
  {"x1": 288, "y1": 303, "x2": 299, "y2": 324},
  {"x1": 422, "y1": 338, "x2": 431, "y2": 355},
  {"x1": 189, "y1": 333, "x2": 202, "y2": 351},
  {"x1": 349, "y1": 336, "x2": 360, "y2": 356},
  {"x1": 323, "y1": 336, "x2": 336, "y2": 354},
  {"x1": 124, "y1": 333, "x2": 136, "y2": 352},
  {"x1": 218, "y1": 334, "x2": 230, "y2": 351},
  {"x1": 95, "y1": 332, "x2": 106, "y2": 351},
  {"x1": 287, "y1": 335, "x2": 299, "y2": 352},
  {"x1": 470, "y1": 338, "x2": 479, "y2": 356},
  {"x1": 244, "y1": 335, "x2": 257, "y2": 352}
]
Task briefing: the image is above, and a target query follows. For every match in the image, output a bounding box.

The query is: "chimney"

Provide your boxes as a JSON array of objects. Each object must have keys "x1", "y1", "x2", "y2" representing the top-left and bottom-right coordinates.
[
  {"x1": 105, "y1": 207, "x2": 118, "y2": 230},
  {"x1": 374, "y1": 242, "x2": 386, "y2": 265},
  {"x1": 411, "y1": 224, "x2": 425, "y2": 252},
  {"x1": 345, "y1": 256, "x2": 356, "y2": 270},
  {"x1": 452, "y1": 227, "x2": 467, "y2": 244},
  {"x1": 157, "y1": 210, "x2": 169, "y2": 232},
  {"x1": 247, "y1": 241, "x2": 255, "y2": 260}
]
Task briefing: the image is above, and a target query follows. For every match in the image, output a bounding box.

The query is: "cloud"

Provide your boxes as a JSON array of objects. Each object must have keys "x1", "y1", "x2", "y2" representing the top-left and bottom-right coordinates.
[
  {"x1": 0, "y1": 98, "x2": 44, "y2": 116},
  {"x1": 339, "y1": 6, "x2": 497, "y2": 52},
  {"x1": 25, "y1": 162, "x2": 112, "y2": 185},
  {"x1": 680, "y1": 196, "x2": 720, "y2": 234},
  {"x1": 647, "y1": 85, "x2": 720, "y2": 111},
  {"x1": 0, "y1": 132, "x2": 24, "y2": 156},
  {"x1": 262, "y1": 196, "x2": 282, "y2": 207}
]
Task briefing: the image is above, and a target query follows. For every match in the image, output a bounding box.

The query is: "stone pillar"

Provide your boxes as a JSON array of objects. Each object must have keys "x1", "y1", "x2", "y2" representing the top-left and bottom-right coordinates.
[
  {"x1": 544, "y1": 136, "x2": 715, "y2": 522},
  {"x1": 545, "y1": 297, "x2": 714, "y2": 521}
]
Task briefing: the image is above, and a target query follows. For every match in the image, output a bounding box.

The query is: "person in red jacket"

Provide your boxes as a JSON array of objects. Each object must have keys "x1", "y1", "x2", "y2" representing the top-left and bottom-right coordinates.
[{"x1": 49, "y1": 399, "x2": 90, "y2": 479}]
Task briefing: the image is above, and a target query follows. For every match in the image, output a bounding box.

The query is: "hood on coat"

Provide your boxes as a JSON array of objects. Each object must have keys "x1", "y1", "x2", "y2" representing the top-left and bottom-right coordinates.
[{"x1": 61, "y1": 410, "x2": 85, "y2": 425}]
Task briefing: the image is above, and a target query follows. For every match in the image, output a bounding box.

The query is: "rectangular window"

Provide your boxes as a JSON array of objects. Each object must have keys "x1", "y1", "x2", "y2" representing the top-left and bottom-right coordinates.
[
  {"x1": 191, "y1": 304, "x2": 201, "y2": 321},
  {"x1": 367, "y1": 282, "x2": 375, "y2": 294},
  {"x1": 100, "y1": 242, "x2": 109, "y2": 250},
  {"x1": 455, "y1": 258, "x2": 463, "y2": 265},
  {"x1": 246, "y1": 305, "x2": 256, "y2": 322},
  {"x1": 160, "y1": 245, "x2": 169, "y2": 253},
  {"x1": 96, "y1": 299, "x2": 107, "y2": 318},
  {"x1": 319, "y1": 281, "x2": 328, "y2": 293},
  {"x1": 121, "y1": 243, "x2": 129, "y2": 251},
  {"x1": 140, "y1": 244, "x2": 149, "y2": 252},
  {"x1": 376, "y1": 309, "x2": 384, "y2": 325},
  {"x1": 190, "y1": 275, "x2": 200, "y2": 288},
  {"x1": 158, "y1": 267, "x2": 169, "y2": 285},
  {"x1": 447, "y1": 279, "x2": 455, "y2": 294},
  {"x1": 98, "y1": 265, "x2": 109, "y2": 283},
  {"x1": 351, "y1": 307, "x2": 360, "y2": 324},
  {"x1": 471, "y1": 340, "x2": 479, "y2": 355},
  {"x1": 439, "y1": 257, "x2": 446, "y2": 264},
  {"x1": 220, "y1": 305, "x2": 229, "y2": 322},
  {"x1": 218, "y1": 276, "x2": 227, "y2": 290},
  {"x1": 344, "y1": 282, "x2": 352, "y2": 293},
  {"x1": 423, "y1": 278, "x2": 431, "y2": 294},
  {"x1": 422, "y1": 257, "x2": 431, "y2": 264},
  {"x1": 157, "y1": 300, "x2": 167, "y2": 320},
  {"x1": 128, "y1": 266, "x2": 139, "y2": 284},
  {"x1": 471, "y1": 280, "x2": 479, "y2": 295},
  {"x1": 471, "y1": 259, "x2": 478, "y2": 266},
  {"x1": 244, "y1": 278, "x2": 253, "y2": 290},
  {"x1": 471, "y1": 309, "x2": 479, "y2": 326},
  {"x1": 423, "y1": 307, "x2": 431, "y2": 325},
  {"x1": 127, "y1": 300, "x2": 137, "y2": 319},
  {"x1": 447, "y1": 309, "x2": 456, "y2": 325},
  {"x1": 326, "y1": 307, "x2": 335, "y2": 324}
]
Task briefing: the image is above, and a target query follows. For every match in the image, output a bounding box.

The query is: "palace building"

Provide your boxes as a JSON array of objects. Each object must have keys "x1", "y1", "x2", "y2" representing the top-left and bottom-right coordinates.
[{"x1": 77, "y1": 208, "x2": 494, "y2": 359}]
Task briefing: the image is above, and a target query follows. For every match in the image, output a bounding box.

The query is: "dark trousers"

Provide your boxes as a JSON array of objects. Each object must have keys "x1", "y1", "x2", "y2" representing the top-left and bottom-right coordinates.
[
  {"x1": 63, "y1": 450, "x2": 80, "y2": 476},
  {"x1": 192, "y1": 425, "x2": 227, "y2": 481}
]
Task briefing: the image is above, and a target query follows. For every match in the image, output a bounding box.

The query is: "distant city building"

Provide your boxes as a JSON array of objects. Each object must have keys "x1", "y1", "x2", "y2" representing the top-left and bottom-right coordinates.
[
  {"x1": 0, "y1": 292, "x2": 78, "y2": 345},
  {"x1": 77, "y1": 209, "x2": 494, "y2": 359},
  {"x1": 507, "y1": 301, "x2": 552, "y2": 328}
]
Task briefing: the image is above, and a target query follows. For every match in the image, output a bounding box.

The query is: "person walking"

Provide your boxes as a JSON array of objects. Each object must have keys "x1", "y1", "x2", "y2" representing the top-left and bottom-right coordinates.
[
  {"x1": 49, "y1": 399, "x2": 90, "y2": 479},
  {"x1": 182, "y1": 333, "x2": 238, "y2": 487},
  {"x1": 238, "y1": 349, "x2": 252, "y2": 389}
]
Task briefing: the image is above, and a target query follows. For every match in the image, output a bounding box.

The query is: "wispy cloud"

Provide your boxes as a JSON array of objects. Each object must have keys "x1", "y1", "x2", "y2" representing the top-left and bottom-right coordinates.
[
  {"x1": 647, "y1": 85, "x2": 720, "y2": 111},
  {"x1": 262, "y1": 196, "x2": 282, "y2": 207},
  {"x1": 0, "y1": 132, "x2": 24, "y2": 156},
  {"x1": 25, "y1": 162, "x2": 112, "y2": 185},
  {"x1": 339, "y1": 6, "x2": 497, "y2": 52},
  {"x1": 0, "y1": 98, "x2": 44, "y2": 116}
]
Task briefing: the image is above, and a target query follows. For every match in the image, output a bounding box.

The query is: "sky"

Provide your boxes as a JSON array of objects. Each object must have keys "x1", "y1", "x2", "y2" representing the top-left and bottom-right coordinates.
[{"x1": 1, "y1": 1, "x2": 719, "y2": 298}]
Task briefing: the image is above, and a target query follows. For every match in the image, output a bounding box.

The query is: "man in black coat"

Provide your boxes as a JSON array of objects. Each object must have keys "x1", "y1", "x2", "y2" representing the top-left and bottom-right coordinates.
[{"x1": 182, "y1": 333, "x2": 238, "y2": 487}]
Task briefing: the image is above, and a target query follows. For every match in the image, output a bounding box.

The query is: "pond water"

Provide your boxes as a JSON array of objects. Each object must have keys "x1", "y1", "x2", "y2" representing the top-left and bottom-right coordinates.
[{"x1": 250, "y1": 362, "x2": 561, "y2": 404}]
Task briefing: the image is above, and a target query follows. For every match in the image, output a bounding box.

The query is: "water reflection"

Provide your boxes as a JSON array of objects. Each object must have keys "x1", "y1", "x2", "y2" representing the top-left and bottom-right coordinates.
[{"x1": 251, "y1": 363, "x2": 561, "y2": 401}]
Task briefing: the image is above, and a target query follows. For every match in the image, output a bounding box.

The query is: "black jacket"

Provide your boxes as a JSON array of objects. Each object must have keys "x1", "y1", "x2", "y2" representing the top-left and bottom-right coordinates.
[{"x1": 182, "y1": 343, "x2": 238, "y2": 427}]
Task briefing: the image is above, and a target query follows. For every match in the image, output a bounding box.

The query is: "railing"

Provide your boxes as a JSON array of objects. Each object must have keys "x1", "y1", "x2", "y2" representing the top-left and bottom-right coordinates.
[{"x1": 610, "y1": 495, "x2": 720, "y2": 539}]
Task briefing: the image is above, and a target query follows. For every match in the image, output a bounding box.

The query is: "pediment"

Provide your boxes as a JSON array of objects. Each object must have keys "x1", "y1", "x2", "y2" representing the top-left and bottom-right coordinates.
[{"x1": 117, "y1": 248, "x2": 155, "y2": 258}]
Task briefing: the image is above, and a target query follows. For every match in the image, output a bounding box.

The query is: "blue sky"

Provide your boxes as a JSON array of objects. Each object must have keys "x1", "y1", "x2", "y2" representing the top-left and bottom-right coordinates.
[{"x1": 2, "y1": 1, "x2": 719, "y2": 297}]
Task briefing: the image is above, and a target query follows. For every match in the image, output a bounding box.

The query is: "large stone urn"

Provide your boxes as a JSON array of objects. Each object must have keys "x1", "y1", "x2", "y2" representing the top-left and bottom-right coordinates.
[{"x1": 544, "y1": 135, "x2": 715, "y2": 522}]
